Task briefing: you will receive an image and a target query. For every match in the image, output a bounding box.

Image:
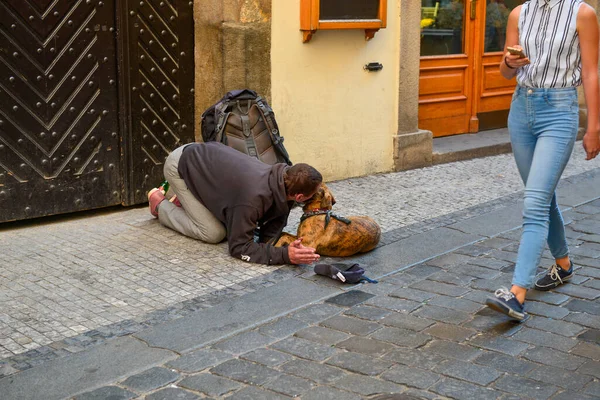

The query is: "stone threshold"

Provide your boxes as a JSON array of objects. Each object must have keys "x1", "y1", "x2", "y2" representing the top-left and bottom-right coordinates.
[
  {"x1": 433, "y1": 128, "x2": 587, "y2": 166},
  {"x1": 432, "y1": 128, "x2": 512, "y2": 165}
]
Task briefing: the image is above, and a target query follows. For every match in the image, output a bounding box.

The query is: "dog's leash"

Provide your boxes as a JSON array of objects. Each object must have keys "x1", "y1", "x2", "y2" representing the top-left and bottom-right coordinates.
[{"x1": 300, "y1": 209, "x2": 352, "y2": 229}]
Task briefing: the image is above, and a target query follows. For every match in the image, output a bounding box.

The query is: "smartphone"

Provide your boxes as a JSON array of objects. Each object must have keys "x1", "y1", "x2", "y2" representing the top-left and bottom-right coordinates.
[{"x1": 506, "y1": 46, "x2": 526, "y2": 58}]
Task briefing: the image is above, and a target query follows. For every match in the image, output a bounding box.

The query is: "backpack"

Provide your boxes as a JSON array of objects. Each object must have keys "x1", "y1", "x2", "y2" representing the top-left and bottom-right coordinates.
[{"x1": 201, "y1": 89, "x2": 292, "y2": 166}]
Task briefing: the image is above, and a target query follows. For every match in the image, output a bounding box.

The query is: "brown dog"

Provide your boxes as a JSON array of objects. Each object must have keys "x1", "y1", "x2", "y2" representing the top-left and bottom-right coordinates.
[{"x1": 275, "y1": 184, "x2": 381, "y2": 257}]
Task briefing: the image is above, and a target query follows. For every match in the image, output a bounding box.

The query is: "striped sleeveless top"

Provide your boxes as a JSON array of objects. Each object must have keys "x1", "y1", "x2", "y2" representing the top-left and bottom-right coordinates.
[{"x1": 517, "y1": 0, "x2": 583, "y2": 88}]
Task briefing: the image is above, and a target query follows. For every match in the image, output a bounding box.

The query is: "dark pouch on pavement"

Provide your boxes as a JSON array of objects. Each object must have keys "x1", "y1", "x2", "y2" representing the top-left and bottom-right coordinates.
[{"x1": 314, "y1": 263, "x2": 378, "y2": 284}]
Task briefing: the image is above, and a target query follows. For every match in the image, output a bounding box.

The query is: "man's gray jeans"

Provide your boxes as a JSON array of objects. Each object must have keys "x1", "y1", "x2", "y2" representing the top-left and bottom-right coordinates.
[{"x1": 158, "y1": 145, "x2": 226, "y2": 243}]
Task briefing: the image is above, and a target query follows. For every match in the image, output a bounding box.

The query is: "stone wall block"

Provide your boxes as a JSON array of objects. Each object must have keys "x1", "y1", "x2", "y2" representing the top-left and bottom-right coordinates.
[
  {"x1": 221, "y1": 22, "x2": 271, "y2": 102},
  {"x1": 393, "y1": 130, "x2": 433, "y2": 171},
  {"x1": 224, "y1": 0, "x2": 270, "y2": 23},
  {"x1": 194, "y1": 24, "x2": 223, "y2": 140},
  {"x1": 195, "y1": 0, "x2": 223, "y2": 23},
  {"x1": 397, "y1": 0, "x2": 421, "y2": 135},
  {"x1": 245, "y1": 22, "x2": 271, "y2": 102},
  {"x1": 222, "y1": 22, "x2": 249, "y2": 91}
]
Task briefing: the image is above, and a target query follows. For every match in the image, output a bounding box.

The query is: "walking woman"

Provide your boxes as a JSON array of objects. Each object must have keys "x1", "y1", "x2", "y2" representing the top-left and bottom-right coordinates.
[{"x1": 486, "y1": 0, "x2": 600, "y2": 321}]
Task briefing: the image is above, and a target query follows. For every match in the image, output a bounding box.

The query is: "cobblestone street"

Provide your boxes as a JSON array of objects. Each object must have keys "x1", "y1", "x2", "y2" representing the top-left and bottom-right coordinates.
[
  {"x1": 25, "y1": 196, "x2": 600, "y2": 400},
  {"x1": 0, "y1": 147, "x2": 599, "y2": 399},
  {"x1": 0, "y1": 147, "x2": 597, "y2": 359}
]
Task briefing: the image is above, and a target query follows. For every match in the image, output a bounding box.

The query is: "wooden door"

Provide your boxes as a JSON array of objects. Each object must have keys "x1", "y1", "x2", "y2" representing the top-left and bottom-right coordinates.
[
  {"x1": 474, "y1": 1, "x2": 524, "y2": 119},
  {"x1": 0, "y1": 0, "x2": 122, "y2": 222},
  {"x1": 418, "y1": 0, "x2": 524, "y2": 137}
]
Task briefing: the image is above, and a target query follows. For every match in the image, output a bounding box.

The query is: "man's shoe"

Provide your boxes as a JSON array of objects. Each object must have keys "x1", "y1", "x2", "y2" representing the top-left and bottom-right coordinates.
[
  {"x1": 534, "y1": 262, "x2": 573, "y2": 291},
  {"x1": 485, "y1": 288, "x2": 527, "y2": 321},
  {"x1": 148, "y1": 188, "x2": 166, "y2": 217}
]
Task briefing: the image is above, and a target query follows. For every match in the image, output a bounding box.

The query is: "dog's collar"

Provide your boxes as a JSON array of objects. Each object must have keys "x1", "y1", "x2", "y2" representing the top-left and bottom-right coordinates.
[
  {"x1": 300, "y1": 209, "x2": 352, "y2": 228},
  {"x1": 300, "y1": 208, "x2": 329, "y2": 221}
]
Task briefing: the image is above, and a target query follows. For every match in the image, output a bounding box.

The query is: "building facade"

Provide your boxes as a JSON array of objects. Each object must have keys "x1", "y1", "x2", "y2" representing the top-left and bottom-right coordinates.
[
  {"x1": 1, "y1": 1, "x2": 596, "y2": 221},
  {"x1": 194, "y1": 0, "x2": 597, "y2": 181}
]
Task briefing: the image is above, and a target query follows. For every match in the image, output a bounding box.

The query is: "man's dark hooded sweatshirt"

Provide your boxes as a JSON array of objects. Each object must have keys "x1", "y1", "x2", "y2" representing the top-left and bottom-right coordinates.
[{"x1": 178, "y1": 142, "x2": 291, "y2": 265}]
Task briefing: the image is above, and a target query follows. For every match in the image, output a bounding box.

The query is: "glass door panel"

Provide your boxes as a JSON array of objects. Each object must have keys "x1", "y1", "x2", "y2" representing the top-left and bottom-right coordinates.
[
  {"x1": 484, "y1": 0, "x2": 522, "y2": 53},
  {"x1": 421, "y1": 0, "x2": 466, "y2": 56},
  {"x1": 476, "y1": 0, "x2": 525, "y2": 118},
  {"x1": 418, "y1": 0, "x2": 474, "y2": 137},
  {"x1": 419, "y1": 0, "x2": 526, "y2": 137}
]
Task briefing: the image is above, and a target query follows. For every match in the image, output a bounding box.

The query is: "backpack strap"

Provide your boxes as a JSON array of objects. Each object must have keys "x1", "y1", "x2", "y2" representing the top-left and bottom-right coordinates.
[
  {"x1": 240, "y1": 113, "x2": 259, "y2": 159},
  {"x1": 215, "y1": 111, "x2": 231, "y2": 144},
  {"x1": 214, "y1": 100, "x2": 231, "y2": 143},
  {"x1": 236, "y1": 99, "x2": 252, "y2": 114},
  {"x1": 255, "y1": 97, "x2": 293, "y2": 165}
]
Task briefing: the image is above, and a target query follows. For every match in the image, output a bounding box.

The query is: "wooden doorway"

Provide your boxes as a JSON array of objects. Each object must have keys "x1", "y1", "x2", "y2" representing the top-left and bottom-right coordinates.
[{"x1": 418, "y1": 0, "x2": 524, "y2": 137}]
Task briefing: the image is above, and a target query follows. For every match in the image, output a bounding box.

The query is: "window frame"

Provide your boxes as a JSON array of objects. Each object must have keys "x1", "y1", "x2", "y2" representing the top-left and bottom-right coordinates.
[{"x1": 300, "y1": 0, "x2": 388, "y2": 43}]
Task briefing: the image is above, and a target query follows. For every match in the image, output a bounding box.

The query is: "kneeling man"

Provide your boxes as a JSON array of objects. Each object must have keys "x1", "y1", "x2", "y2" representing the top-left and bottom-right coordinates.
[{"x1": 149, "y1": 142, "x2": 322, "y2": 265}]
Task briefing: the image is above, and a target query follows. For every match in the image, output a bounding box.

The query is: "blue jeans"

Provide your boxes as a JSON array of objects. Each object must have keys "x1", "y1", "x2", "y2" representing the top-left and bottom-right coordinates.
[{"x1": 508, "y1": 86, "x2": 579, "y2": 289}]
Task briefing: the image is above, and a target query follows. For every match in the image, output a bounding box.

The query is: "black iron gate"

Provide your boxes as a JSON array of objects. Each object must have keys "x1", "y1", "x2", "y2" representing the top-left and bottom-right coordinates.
[
  {"x1": 0, "y1": 0, "x2": 122, "y2": 222},
  {"x1": 119, "y1": 0, "x2": 195, "y2": 206},
  {"x1": 0, "y1": 0, "x2": 195, "y2": 222}
]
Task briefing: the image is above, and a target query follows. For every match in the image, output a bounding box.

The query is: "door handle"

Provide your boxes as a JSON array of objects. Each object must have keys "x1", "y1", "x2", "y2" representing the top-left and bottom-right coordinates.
[{"x1": 470, "y1": 0, "x2": 477, "y2": 20}]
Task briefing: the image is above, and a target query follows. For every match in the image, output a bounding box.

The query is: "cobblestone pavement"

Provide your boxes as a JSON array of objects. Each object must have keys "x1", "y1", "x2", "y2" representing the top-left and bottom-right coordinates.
[
  {"x1": 292, "y1": 146, "x2": 598, "y2": 233},
  {"x1": 0, "y1": 146, "x2": 598, "y2": 361},
  {"x1": 70, "y1": 199, "x2": 600, "y2": 400}
]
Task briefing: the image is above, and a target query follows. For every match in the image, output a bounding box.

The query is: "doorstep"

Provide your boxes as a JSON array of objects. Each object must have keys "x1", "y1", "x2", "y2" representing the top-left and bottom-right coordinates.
[
  {"x1": 433, "y1": 127, "x2": 586, "y2": 165},
  {"x1": 432, "y1": 128, "x2": 512, "y2": 165}
]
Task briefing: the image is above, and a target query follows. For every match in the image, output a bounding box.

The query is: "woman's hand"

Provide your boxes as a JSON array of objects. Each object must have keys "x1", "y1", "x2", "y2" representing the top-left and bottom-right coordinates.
[
  {"x1": 583, "y1": 130, "x2": 600, "y2": 160},
  {"x1": 504, "y1": 46, "x2": 530, "y2": 69},
  {"x1": 288, "y1": 237, "x2": 320, "y2": 265},
  {"x1": 578, "y1": 4, "x2": 600, "y2": 161},
  {"x1": 500, "y1": 7, "x2": 526, "y2": 80}
]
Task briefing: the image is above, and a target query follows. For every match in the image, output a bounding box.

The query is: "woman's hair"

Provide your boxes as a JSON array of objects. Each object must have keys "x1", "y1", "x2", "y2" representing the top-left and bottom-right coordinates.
[{"x1": 284, "y1": 163, "x2": 323, "y2": 196}]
